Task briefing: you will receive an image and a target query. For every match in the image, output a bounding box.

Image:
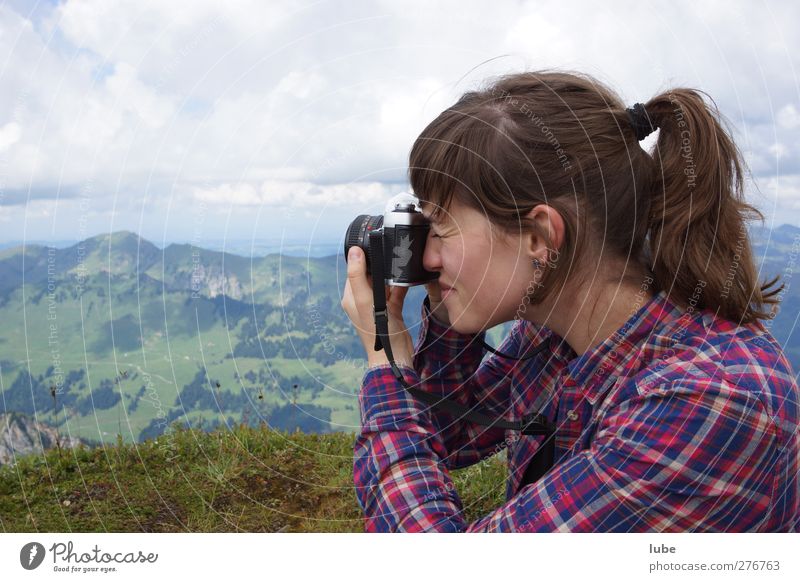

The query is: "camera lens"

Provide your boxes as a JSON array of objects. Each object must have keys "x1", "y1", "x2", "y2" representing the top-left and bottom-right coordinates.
[{"x1": 344, "y1": 214, "x2": 383, "y2": 272}]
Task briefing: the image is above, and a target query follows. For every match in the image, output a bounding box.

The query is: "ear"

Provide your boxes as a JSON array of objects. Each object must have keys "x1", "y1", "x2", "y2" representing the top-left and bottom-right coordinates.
[{"x1": 523, "y1": 204, "x2": 564, "y2": 263}]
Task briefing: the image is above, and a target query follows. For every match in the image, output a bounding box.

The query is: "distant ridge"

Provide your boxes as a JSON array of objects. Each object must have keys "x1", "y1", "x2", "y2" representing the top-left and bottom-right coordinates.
[{"x1": 0, "y1": 231, "x2": 344, "y2": 257}]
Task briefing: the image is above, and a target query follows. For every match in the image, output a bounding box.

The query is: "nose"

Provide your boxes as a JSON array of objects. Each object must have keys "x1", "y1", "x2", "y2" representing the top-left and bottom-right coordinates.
[{"x1": 422, "y1": 230, "x2": 442, "y2": 273}]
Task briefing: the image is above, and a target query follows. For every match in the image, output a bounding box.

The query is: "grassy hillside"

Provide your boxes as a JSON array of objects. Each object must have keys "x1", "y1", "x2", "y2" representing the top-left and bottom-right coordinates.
[
  {"x1": 0, "y1": 232, "x2": 378, "y2": 443},
  {"x1": 0, "y1": 231, "x2": 514, "y2": 447},
  {"x1": 0, "y1": 423, "x2": 509, "y2": 532}
]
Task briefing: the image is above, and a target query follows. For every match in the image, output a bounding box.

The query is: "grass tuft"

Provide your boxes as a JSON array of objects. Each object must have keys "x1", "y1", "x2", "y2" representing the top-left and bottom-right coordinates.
[{"x1": 0, "y1": 423, "x2": 508, "y2": 532}]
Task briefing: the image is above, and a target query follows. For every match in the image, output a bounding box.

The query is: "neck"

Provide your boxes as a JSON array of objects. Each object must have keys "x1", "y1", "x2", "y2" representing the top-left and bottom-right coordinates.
[{"x1": 524, "y1": 279, "x2": 654, "y2": 357}]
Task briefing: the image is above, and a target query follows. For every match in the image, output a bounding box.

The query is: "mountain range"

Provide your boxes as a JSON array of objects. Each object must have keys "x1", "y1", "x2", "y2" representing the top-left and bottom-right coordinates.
[{"x1": 0, "y1": 224, "x2": 798, "y2": 460}]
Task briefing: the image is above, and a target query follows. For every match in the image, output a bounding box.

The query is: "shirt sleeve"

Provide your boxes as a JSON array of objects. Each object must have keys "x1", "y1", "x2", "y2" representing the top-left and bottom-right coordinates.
[
  {"x1": 407, "y1": 296, "x2": 527, "y2": 469},
  {"x1": 354, "y1": 375, "x2": 777, "y2": 532}
]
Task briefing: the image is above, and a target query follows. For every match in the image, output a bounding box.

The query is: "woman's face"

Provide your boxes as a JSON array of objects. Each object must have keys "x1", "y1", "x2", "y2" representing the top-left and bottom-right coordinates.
[{"x1": 421, "y1": 200, "x2": 538, "y2": 334}]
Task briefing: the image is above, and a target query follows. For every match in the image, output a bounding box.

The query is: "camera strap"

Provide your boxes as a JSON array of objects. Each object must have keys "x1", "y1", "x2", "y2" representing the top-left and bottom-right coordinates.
[{"x1": 367, "y1": 232, "x2": 556, "y2": 443}]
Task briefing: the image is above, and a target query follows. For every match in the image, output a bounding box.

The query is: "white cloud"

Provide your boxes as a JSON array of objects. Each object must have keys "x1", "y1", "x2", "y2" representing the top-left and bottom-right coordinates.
[
  {"x1": 1, "y1": 0, "x2": 799, "y2": 241},
  {"x1": 192, "y1": 180, "x2": 400, "y2": 209},
  {"x1": 769, "y1": 142, "x2": 789, "y2": 160},
  {"x1": 105, "y1": 62, "x2": 177, "y2": 129},
  {"x1": 762, "y1": 174, "x2": 800, "y2": 210},
  {"x1": 777, "y1": 104, "x2": 800, "y2": 130},
  {"x1": 192, "y1": 182, "x2": 261, "y2": 206},
  {"x1": 0, "y1": 122, "x2": 21, "y2": 151},
  {"x1": 274, "y1": 70, "x2": 327, "y2": 101}
]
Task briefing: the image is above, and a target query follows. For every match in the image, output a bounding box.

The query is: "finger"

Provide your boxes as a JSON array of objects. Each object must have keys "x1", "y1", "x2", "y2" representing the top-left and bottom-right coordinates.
[
  {"x1": 346, "y1": 247, "x2": 373, "y2": 308},
  {"x1": 387, "y1": 288, "x2": 409, "y2": 326},
  {"x1": 340, "y1": 279, "x2": 353, "y2": 312},
  {"x1": 426, "y1": 280, "x2": 442, "y2": 302},
  {"x1": 387, "y1": 285, "x2": 408, "y2": 312},
  {"x1": 342, "y1": 277, "x2": 352, "y2": 301}
]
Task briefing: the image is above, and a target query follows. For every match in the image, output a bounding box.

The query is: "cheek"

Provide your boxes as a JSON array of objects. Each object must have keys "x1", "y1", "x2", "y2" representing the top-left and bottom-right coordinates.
[
  {"x1": 449, "y1": 243, "x2": 495, "y2": 287},
  {"x1": 482, "y1": 253, "x2": 531, "y2": 305},
  {"x1": 440, "y1": 244, "x2": 466, "y2": 278}
]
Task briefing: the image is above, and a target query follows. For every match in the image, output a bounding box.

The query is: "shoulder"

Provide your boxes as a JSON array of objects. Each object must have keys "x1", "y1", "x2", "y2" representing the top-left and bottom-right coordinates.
[
  {"x1": 629, "y1": 305, "x2": 792, "y2": 385},
  {"x1": 621, "y1": 310, "x2": 798, "y2": 443}
]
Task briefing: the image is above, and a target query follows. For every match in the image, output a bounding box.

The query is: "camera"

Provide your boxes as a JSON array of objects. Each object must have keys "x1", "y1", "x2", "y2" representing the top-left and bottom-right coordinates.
[
  {"x1": 344, "y1": 199, "x2": 439, "y2": 286},
  {"x1": 342, "y1": 197, "x2": 553, "y2": 446}
]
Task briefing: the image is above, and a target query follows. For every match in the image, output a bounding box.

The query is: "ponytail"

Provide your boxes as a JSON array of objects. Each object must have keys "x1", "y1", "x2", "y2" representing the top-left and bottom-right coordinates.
[{"x1": 643, "y1": 89, "x2": 782, "y2": 330}]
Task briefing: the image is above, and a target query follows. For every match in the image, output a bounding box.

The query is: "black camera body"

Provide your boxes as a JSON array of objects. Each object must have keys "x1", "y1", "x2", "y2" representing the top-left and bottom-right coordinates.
[{"x1": 344, "y1": 201, "x2": 439, "y2": 286}]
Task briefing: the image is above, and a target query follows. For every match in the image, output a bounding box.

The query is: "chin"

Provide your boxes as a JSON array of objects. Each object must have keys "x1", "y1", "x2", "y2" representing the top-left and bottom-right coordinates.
[{"x1": 448, "y1": 317, "x2": 483, "y2": 335}]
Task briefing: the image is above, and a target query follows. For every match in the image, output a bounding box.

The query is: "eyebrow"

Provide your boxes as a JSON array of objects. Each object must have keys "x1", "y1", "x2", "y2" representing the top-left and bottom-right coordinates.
[{"x1": 422, "y1": 209, "x2": 448, "y2": 225}]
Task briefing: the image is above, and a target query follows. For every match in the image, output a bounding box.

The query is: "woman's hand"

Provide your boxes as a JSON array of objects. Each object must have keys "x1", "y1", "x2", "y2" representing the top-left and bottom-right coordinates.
[
  {"x1": 425, "y1": 280, "x2": 451, "y2": 326},
  {"x1": 341, "y1": 247, "x2": 414, "y2": 368}
]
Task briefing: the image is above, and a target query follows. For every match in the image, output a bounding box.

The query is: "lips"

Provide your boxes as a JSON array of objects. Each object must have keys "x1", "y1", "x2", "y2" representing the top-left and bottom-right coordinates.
[{"x1": 439, "y1": 283, "x2": 455, "y2": 299}]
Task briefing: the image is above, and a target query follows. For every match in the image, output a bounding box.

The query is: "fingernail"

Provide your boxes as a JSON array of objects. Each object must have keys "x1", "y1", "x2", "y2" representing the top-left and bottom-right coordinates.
[{"x1": 349, "y1": 247, "x2": 361, "y2": 260}]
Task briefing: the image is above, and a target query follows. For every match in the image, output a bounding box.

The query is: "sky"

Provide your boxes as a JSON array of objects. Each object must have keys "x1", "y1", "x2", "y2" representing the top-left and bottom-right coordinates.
[{"x1": 0, "y1": 0, "x2": 798, "y2": 248}]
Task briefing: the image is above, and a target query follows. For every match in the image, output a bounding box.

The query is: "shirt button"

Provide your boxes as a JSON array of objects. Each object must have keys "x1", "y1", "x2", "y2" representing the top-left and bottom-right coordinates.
[{"x1": 567, "y1": 410, "x2": 579, "y2": 421}]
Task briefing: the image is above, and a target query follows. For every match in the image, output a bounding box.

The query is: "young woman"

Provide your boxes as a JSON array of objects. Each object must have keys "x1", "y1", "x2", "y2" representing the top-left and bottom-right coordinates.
[{"x1": 341, "y1": 70, "x2": 800, "y2": 532}]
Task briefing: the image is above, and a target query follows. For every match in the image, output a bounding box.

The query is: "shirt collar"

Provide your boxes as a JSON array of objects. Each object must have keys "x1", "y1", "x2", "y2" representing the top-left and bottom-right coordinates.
[{"x1": 555, "y1": 289, "x2": 683, "y2": 405}]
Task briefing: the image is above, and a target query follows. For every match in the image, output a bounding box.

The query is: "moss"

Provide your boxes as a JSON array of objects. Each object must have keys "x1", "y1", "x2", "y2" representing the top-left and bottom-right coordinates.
[{"x1": 0, "y1": 423, "x2": 508, "y2": 532}]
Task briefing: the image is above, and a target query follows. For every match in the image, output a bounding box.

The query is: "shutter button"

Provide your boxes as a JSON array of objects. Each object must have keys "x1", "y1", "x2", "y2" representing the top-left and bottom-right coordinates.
[{"x1": 567, "y1": 410, "x2": 579, "y2": 421}]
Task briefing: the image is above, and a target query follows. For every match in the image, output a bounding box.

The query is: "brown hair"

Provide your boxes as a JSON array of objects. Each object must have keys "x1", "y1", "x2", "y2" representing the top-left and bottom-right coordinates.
[{"x1": 408, "y1": 69, "x2": 781, "y2": 330}]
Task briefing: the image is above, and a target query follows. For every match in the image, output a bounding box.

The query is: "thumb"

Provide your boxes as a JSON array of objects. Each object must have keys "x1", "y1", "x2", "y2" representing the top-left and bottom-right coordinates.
[
  {"x1": 347, "y1": 247, "x2": 373, "y2": 298},
  {"x1": 426, "y1": 280, "x2": 442, "y2": 303},
  {"x1": 387, "y1": 285, "x2": 408, "y2": 312}
]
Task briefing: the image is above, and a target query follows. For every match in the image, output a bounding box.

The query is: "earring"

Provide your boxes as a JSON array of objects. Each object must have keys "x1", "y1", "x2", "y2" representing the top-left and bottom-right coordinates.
[{"x1": 532, "y1": 258, "x2": 541, "y2": 269}]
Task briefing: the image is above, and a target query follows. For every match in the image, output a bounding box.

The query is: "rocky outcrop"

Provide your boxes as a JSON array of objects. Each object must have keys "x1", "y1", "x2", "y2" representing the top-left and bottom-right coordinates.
[
  {"x1": 203, "y1": 268, "x2": 245, "y2": 300},
  {"x1": 184, "y1": 261, "x2": 246, "y2": 300},
  {"x1": 0, "y1": 412, "x2": 84, "y2": 466}
]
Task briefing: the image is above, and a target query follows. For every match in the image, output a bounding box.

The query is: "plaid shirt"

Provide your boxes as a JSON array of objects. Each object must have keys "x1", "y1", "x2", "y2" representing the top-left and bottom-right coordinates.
[{"x1": 354, "y1": 289, "x2": 800, "y2": 532}]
